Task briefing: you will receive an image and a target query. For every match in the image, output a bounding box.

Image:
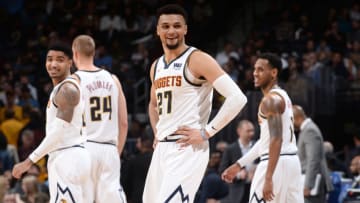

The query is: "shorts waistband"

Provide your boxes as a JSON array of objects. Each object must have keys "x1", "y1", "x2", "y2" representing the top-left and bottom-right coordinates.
[
  {"x1": 54, "y1": 144, "x2": 85, "y2": 153},
  {"x1": 260, "y1": 152, "x2": 297, "y2": 162},
  {"x1": 87, "y1": 140, "x2": 116, "y2": 146},
  {"x1": 159, "y1": 134, "x2": 184, "y2": 142}
]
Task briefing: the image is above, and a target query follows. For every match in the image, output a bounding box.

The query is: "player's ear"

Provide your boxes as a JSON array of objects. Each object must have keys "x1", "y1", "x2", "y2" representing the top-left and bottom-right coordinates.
[
  {"x1": 271, "y1": 68, "x2": 277, "y2": 79},
  {"x1": 156, "y1": 25, "x2": 160, "y2": 37},
  {"x1": 70, "y1": 58, "x2": 73, "y2": 64},
  {"x1": 184, "y1": 24, "x2": 188, "y2": 35}
]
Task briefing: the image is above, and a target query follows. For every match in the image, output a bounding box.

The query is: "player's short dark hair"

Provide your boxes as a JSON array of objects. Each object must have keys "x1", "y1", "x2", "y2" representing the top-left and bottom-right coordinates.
[
  {"x1": 48, "y1": 43, "x2": 73, "y2": 59},
  {"x1": 258, "y1": 52, "x2": 282, "y2": 74},
  {"x1": 156, "y1": 4, "x2": 188, "y2": 24}
]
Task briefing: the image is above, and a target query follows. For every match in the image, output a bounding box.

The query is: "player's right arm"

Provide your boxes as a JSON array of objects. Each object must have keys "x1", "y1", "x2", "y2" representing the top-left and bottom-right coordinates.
[
  {"x1": 112, "y1": 75, "x2": 128, "y2": 156},
  {"x1": 12, "y1": 82, "x2": 80, "y2": 179},
  {"x1": 148, "y1": 61, "x2": 159, "y2": 147}
]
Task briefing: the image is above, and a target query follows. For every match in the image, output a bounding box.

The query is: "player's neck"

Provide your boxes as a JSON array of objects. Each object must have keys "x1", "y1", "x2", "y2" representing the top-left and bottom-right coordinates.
[
  {"x1": 262, "y1": 82, "x2": 279, "y2": 95},
  {"x1": 52, "y1": 74, "x2": 69, "y2": 86},
  {"x1": 77, "y1": 62, "x2": 98, "y2": 71},
  {"x1": 163, "y1": 44, "x2": 188, "y2": 64}
]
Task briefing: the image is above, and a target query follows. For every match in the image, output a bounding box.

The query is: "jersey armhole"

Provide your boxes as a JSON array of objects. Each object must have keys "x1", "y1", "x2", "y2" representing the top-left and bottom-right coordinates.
[
  {"x1": 152, "y1": 58, "x2": 160, "y2": 82},
  {"x1": 183, "y1": 49, "x2": 206, "y2": 87},
  {"x1": 72, "y1": 73, "x2": 81, "y2": 83}
]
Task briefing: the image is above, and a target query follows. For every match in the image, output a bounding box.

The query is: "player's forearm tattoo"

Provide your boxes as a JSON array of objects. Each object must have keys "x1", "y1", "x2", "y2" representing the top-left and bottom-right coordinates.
[{"x1": 268, "y1": 114, "x2": 282, "y2": 139}]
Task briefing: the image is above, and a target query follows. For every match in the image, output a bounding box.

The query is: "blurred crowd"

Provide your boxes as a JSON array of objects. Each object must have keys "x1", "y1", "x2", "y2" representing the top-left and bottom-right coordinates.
[{"x1": 0, "y1": 0, "x2": 360, "y2": 202}]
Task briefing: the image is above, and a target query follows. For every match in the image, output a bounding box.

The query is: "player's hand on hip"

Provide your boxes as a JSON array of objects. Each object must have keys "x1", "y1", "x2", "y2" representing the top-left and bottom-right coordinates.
[
  {"x1": 221, "y1": 163, "x2": 242, "y2": 183},
  {"x1": 263, "y1": 178, "x2": 274, "y2": 201},
  {"x1": 153, "y1": 139, "x2": 159, "y2": 149},
  {"x1": 12, "y1": 158, "x2": 33, "y2": 179},
  {"x1": 175, "y1": 126, "x2": 204, "y2": 147}
]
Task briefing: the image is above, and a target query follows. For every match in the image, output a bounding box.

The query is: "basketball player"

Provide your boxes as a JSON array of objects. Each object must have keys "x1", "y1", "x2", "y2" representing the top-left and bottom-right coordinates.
[
  {"x1": 72, "y1": 35, "x2": 128, "y2": 203},
  {"x1": 221, "y1": 53, "x2": 304, "y2": 202},
  {"x1": 12, "y1": 43, "x2": 92, "y2": 202},
  {"x1": 143, "y1": 4, "x2": 247, "y2": 203}
]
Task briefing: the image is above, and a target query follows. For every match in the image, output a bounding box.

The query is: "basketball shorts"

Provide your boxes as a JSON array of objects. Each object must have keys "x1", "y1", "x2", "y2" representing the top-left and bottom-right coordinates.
[
  {"x1": 85, "y1": 141, "x2": 127, "y2": 203},
  {"x1": 249, "y1": 154, "x2": 304, "y2": 203},
  {"x1": 47, "y1": 146, "x2": 92, "y2": 203},
  {"x1": 143, "y1": 141, "x2": 209, "y2": 203}
]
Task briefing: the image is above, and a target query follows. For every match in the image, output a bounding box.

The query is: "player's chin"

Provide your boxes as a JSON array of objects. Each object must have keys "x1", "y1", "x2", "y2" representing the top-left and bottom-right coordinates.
[
  {"x1": 166, "y1": 43, "x2": 179, "y2": 50},
  {"x1": 48, "y1": 73, "x2": 58, "y2": 78}
]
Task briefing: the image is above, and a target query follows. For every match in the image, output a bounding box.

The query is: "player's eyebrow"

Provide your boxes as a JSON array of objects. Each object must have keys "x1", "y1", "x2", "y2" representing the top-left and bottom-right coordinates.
[{"x1": 56, "y1": 56, "x2": 66, "y2": 59}]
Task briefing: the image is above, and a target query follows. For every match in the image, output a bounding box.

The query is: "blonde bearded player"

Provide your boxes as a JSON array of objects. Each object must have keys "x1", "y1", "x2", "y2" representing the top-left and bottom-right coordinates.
[
  {"x1": 222, "y1": 53, "x2": 303, "y2": 203},
  {"x1": 143, "y1": 4, "x2": 247, "y2": 203},
  {"x1": 72, "y1": 35, "x2": 128, "y2": 203},
  {"x1": 12, "y1": 43, "x2": 92, "y2": 202}
]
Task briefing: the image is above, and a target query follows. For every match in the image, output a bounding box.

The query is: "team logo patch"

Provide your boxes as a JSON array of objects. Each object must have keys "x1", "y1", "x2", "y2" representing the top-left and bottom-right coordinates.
[
  {"x1": 55, "y1": 183, "x2": 75, "y2": 203},
  {"x1": 165, "y1": 185, "x2": 189, "y2": 203},
  {"x1": 250, "y1": 192, "x2": 266, "y2": 203},
  {"x1": 173, "y1": 63, "x2": 182, "y2": 70}
]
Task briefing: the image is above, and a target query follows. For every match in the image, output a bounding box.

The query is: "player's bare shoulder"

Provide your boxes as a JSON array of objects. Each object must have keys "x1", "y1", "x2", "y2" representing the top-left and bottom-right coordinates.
[
  {"x1": 260, "y1": 93, "x2": 285, "y2": 116},
  {"x1": 187, "y1": 50, "x2": 216, "y2": 68},
  {"x1": 187, "y1": 49, "x2": 224, "y2": 82},
  {"x1": 55, "y1": 81, "x2": 80, "y2": 107}
]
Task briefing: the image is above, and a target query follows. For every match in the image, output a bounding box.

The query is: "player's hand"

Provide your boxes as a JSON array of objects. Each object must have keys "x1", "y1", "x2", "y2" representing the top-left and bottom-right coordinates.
[
  {"x1": 12, "y1": 158, "x2": 33, "y2": 179},
  {"x1": 221, "y1": 163, "x2": 242, "y2": 183},
  {"x1": 236, "y1": 168, "x2": 248, "y2": 180},
  {"x1": 263, "y1": 178, "x2": 274, "y2": 201},
  {"x1": 303, "y1": 187, "x2": 311, "y2": 197},
  {"x1": 175, "y1": 126, "x2": 206, "y2": 147}
]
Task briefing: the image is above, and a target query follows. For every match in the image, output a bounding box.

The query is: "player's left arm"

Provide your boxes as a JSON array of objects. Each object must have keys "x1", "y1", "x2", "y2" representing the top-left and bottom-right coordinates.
[
  {"x1": 260, "y1": 93, "x2": 285, "y2": 201},
  {"x1": 176, "y1": 51, "x2": 247, "y2": 145},
  {"x1": 112, "y1": 74, "x2": 128, "y2": 156},
  {"x1": 222, "y1": 140, "x2": 261, "y2": 183},
  {"x1": 12, "y1": 82, "x2": 80, "y2": 179}
]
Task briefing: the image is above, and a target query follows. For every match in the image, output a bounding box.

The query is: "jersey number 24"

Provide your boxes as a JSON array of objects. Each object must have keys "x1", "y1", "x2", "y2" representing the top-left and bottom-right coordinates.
[{"x1": 90, "y1": 96, "x2": 112, "y2": 121}]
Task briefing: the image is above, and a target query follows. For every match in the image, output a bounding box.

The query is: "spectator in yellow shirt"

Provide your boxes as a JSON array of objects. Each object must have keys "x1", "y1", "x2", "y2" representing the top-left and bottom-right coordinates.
[{"x1": 0, "y1": 109, "x2": 24, "y2": 147}]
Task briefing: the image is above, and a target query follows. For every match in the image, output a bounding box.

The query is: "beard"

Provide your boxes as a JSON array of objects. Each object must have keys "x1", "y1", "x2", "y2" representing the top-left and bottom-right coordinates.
[{"x1": 166, "y1": 42, "x2": 179, "y2": 50}]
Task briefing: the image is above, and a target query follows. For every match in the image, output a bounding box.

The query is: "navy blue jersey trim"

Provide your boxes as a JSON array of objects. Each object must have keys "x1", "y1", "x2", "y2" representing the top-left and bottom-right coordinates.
[
  {"x1": 162, "y1": 47, "x2": 191, "y2": 69},
  {"x1": 87, "y1": 140, "x2": 116, "y2": 146}
]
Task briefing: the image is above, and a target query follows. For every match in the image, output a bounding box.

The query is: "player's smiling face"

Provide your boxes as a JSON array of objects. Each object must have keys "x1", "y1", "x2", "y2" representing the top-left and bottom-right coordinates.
[
  {"x1": 46, "y1": 50, "x2": 72, "y2": 80},
  {"x1": 253, "y1": 58, "x2": 276, "y2": 89},
  {"x1": 157, "y1": 14, "x2": 187, "y2": 50}
]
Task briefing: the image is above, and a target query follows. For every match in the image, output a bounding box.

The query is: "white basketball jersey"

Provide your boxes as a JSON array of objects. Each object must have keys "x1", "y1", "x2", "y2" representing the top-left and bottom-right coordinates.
[
  {"x1": 75, "y1": 69, "x2": 119, "y2": 144},
  {"x1": 154, "y1": 47, "x2": 213, "y2": 140},
  {"x1": 257, "y1": 88, "x2": 297, "y2": 155},
  {"x1": 47, "y1": 78, "x2": 85, "y2": 149}
]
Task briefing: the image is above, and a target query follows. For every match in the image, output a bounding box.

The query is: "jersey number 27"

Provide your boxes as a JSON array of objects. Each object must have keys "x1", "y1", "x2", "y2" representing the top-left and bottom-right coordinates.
[{"x1": 157, "y1": 91, "x2": 172, "y2": 115}]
